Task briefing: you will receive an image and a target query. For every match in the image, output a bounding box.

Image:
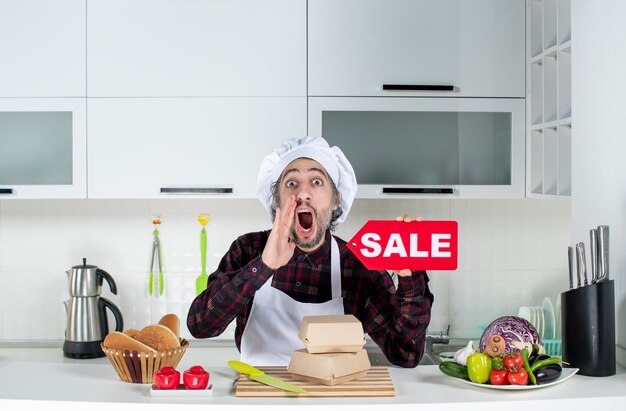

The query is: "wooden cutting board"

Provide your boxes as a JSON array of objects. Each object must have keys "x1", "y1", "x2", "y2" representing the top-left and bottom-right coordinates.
[{"x1": 235, "y1": 366, "x2": 395, "y2": 397}]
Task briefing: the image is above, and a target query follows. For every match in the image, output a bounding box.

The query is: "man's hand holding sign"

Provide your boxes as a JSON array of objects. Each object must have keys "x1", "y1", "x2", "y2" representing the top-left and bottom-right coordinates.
[{"x1": 348, "y1": 217, "x2": 458, "y2": 273}]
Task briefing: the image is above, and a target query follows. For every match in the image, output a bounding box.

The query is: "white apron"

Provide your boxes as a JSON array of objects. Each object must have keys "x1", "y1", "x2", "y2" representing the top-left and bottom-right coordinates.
[{"x1": 240, "y1": 237, "x2": 344, "y2": 366}]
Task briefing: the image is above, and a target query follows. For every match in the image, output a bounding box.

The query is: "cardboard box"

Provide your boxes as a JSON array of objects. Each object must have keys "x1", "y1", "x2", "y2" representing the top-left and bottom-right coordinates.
[
  {"x1": 288, "y1": 348, "x2": 371, "y2": 386},
  {"x1": 299, "y1": 315, "x2": 366, "y2": 354}
]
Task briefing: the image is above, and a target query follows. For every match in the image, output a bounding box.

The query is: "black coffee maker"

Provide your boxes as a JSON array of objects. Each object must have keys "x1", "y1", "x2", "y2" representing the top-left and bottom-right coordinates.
[{"x1": 63, "y1": 258, "x2": 124, "y2": 358}]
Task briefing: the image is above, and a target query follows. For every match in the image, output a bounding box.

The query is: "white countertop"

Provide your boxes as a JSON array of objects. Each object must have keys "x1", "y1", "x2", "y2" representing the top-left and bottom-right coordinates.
[{"x1": 1, "y1": 345, "x2": 625, "y2": 411}]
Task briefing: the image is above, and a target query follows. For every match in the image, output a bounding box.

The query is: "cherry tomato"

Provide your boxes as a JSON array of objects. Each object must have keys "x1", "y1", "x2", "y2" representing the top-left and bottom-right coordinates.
[
  {"x1": 489, "y1": 369, "x2": 509, "y2": 385},
  {"x1": 503, "y1": 352, "x2": 524, "y2": 371},
  {"x1": 507, "y1": 368, "x2": 529, "y2": 385}
]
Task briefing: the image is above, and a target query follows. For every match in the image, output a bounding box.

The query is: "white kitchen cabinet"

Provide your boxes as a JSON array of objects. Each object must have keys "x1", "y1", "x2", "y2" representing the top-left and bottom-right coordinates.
[
  {"x1": 87, "y1": 98, "x2": 306, "y2": 199},
  {"x1": 527, "y1": 0, "x2": 571, "y2": 197},
  {"x1": 87, "y1": 0, "x2": 306, "y2": 97},
  {"x1": 0, "y1": 0, "x2": 86, "y2": 97},
  {"x1": 309, "y1": 97, "x2": 526, "y2": 199},
  {"x1": 0, "y1": 98, "x2": 87, "y2": 199},
  {"x1": 308, "y1": 0, "x2": 525, "y2": 98}
]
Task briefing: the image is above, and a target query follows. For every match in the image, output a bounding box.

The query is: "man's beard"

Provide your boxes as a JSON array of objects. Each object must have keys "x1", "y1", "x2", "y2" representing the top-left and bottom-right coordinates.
[{"x1": 291, "y1": 204, "x2": 333, "y2": 251}]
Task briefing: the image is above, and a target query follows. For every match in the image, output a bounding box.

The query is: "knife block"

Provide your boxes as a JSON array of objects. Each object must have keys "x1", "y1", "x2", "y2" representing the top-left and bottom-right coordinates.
[{"x1": 560, "y1": 280, "x2": 615, "y2": 376}]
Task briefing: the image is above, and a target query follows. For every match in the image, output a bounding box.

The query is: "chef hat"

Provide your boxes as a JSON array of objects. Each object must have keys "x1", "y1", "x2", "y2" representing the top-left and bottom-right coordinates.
[{"x1": 256, "y1": 136, "x2": 357, "y2": 224}]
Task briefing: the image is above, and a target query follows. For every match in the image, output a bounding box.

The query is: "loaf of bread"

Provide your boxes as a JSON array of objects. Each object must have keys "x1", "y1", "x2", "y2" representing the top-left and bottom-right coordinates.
[
  {"x1": 103, "y1": 331, "x2": 156, "y2": 353},
  {"x1": 134, "y1": 324, "x2": 181, "y2": 351},
  {"x1": 158, "y1": 314, "x2": 180, "y2": 339},
  {"x1": 104, "y1": 314, "x2": 182, "y2": 353},
  {"x1": 123, "y1": 328, "x2": 140, "y2": 338}
]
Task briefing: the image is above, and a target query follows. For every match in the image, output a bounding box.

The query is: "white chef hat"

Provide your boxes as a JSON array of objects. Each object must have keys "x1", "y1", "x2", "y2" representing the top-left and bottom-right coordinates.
[{"x1": 256, "y1": 136, "x2": 357, "y2": 224}]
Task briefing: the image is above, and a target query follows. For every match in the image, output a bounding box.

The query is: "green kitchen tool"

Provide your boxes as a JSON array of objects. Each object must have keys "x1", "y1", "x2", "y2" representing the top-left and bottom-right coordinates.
[
  {"x1": 148, "y1": 214, "x2": 164, "y2": 296},
  {"x1": 228, "y1": 360, "x2": 307, "y2": 393},
  {"x1": 195, "y1": 213, "x2": 211, "y2": 296}
]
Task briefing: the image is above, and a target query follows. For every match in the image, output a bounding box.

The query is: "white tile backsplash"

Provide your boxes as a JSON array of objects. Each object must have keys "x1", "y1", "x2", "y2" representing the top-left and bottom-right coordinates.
[{"x1": 0, "y1": 198, "x2": 570, "y2": 341}]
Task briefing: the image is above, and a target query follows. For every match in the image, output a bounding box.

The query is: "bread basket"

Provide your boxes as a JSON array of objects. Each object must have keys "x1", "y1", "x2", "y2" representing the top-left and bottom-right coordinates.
[{"x1": 101, "y1": 339, "x2": 188, "y2": 383}]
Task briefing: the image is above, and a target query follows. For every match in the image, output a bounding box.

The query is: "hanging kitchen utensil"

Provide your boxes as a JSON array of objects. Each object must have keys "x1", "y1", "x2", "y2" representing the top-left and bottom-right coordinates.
[
  {"x1": 148, "y1": 214, "x2": 164, "y2": 296},
  {"x1": 195, "y1": 213, "x2": 211, "y2": 296}
]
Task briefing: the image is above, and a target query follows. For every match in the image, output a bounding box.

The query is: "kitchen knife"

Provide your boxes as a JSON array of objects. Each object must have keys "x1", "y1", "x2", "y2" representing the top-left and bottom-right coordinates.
[
  {"x1": 590, "y1": 229, "x2": 598, "y2": 283},
  {"x1": 575, "y1": 242, "x2": 587, "y2": 287},
  {"x1": 567, "y1": 246, "x2": 575, "y2": 289},
  {"x1": 597, "y1": 225, "x2": 609, "y2": 281},
  {"x1": 228, "y1": 360, "x2": 307, "y2": 393}
]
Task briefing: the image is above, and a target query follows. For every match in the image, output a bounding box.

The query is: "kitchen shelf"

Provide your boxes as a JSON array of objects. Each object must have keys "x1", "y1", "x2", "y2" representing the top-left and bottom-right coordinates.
[
  {"x1": 558, "y1": 49, "x2": 572, "y2": 119},
  {"x1": 544, "y1": 52, "x2": 558, "y2": 123},
  {"x1": 530, "y1": 60, "x2": 543, "y2": 125},
  {"x1": 543, "y1": 127, "x2": 559, "y2": 195},
  {"x1": 530, "y1": 117, "x2": 571, "y2": 132},
  {"x1": 558, "y1": 124, "x2": 572, "y2": 196},
  {"x1": 527, "y1": 0, "x2": 572, "y2": 198}
]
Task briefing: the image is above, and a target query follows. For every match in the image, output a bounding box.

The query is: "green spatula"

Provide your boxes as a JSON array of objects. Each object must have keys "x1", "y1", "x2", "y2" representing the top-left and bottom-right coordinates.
[{"x1": 195, "y1": 214, "x2": 211, "y2": 296}]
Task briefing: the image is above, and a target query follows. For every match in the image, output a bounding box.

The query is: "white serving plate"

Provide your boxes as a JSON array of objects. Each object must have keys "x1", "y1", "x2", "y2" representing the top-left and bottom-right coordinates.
[
  {"x1": 445, "y1": 368, "x2": 578, "y2": 390},
  {"x1": 150, "y1": 384, "x2": 213, "y2": 398}
]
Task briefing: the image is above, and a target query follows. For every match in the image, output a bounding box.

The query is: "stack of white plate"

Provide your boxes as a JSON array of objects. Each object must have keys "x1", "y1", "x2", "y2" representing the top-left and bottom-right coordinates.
[{"x1": 518, "y1": 297, "x2": 556, "y2": 341}]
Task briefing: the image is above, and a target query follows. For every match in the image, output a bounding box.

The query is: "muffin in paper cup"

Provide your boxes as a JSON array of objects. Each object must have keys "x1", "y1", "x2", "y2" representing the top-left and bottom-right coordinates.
[{"x1": 101, "y1": 339, "x2": 188, "y2": 384}]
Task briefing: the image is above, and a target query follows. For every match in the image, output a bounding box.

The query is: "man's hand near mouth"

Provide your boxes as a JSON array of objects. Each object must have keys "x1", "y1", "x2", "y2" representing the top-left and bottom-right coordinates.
[{"x1": 261, "y1": 195, "x2": 297, "y2": 270}]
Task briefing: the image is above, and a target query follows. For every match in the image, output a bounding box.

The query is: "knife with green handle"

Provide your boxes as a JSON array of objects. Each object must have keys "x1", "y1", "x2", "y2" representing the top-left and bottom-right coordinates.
[{"x1": 228, "y1": 360, "x2": 307, "y2": 393}]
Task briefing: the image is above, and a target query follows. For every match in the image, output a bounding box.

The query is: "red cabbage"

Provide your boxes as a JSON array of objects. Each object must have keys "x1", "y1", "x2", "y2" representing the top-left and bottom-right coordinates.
[{"x1": 479, "y1": 316, "x2": 542, "y2": 354}]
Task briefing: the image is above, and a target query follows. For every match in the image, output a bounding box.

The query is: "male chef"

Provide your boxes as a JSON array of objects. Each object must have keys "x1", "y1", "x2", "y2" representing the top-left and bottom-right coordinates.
[{"x1": 187, "y1": 136, "x2": 433, "y2": 367}]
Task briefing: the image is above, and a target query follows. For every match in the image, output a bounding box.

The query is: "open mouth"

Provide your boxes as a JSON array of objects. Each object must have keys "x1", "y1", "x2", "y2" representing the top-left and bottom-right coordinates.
[{"x1": 297, "y1": 210, "x2": 313, "y2": 232}]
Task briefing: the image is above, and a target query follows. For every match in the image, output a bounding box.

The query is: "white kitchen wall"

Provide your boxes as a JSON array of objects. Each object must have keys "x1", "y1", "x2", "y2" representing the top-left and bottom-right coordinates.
[
  {"x1": 0, "y1": 198, "x2": 570, "y2": 342},
  {"x1": 571, "y1": 0, "x2": 626, "y2": 366}
]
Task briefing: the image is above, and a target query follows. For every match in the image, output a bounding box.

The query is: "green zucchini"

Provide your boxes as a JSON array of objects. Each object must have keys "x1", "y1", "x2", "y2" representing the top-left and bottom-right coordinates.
[{"x1": 439, "y1": 361, "x2": 470, "y2": 380}]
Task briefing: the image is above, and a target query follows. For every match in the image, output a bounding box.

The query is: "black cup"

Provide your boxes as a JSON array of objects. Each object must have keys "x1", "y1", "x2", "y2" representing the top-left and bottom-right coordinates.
[{"x1": 561, "y1": 280, "x2": 616, "y2": 376}]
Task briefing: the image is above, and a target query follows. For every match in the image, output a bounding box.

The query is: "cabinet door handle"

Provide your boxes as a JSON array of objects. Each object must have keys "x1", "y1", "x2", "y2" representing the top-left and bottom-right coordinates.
[
  {"x1": 382, "y1": 187, "x2": 454, "y2": 194},
  {"x1": 382, "y1": 84, "x2": 455, "y2": 91},
  {"x1": 0, "y1": 188, "x2": 14, "y2": 195},
  {"x1": 160, "y1": 187, "x2": 233, "y2": 194}
]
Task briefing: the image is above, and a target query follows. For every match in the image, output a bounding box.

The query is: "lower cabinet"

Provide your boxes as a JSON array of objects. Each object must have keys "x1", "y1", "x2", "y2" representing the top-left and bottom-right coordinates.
[{"x1": 87, "y1": 98, "x2": 307, "y2": 199}]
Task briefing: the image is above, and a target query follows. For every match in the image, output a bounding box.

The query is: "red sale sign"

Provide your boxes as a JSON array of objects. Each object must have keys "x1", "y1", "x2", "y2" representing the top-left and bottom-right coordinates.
[{"x1": 348, "y1": 220, "x2": 458, "y2": 271}]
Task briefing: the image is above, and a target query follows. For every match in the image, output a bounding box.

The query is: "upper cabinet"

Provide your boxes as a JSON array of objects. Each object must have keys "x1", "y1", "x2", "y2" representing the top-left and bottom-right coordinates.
[
  {"x1": 85, "y1": 0, "x2": 307, "y2": 199},
  {"x1": 87, "y1": 0, "x2": 306, "y2": 97},
  {"x1": 308, "y1": 0, "x2": 526, "y2": 98},
  {"x1": 527, "y1": 0, "x2": 572, "y2": 197},
  {"x1": 0, "y1": 0, "x2": 86, "y2": 97},
  {"x1": 0, "y1": 0, "x2": 86, "y2": 199},
  {"x1": 87, "y1": 97, "x2": 306, "y2": 199},
  {"x1": 309, "y1": 97, "x2": 525, "y2": 199},
  {"x1": 0, "y1": 98, "x2": 87, "y2": 199}
]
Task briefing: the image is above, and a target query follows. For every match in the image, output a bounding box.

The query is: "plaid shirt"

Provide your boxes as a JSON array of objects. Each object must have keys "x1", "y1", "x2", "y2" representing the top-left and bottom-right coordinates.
[{"x1": 187, "y1": 230, "x2": 433, "y2": 368}]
